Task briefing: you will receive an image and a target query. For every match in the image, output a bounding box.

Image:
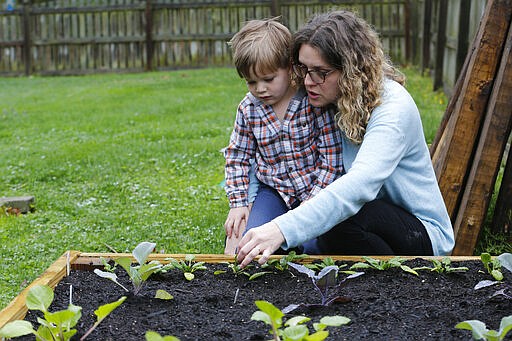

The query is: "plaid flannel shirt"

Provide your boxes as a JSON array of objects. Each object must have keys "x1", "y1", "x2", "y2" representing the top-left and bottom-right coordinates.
[{"x1": 224, "y1": 90, "x2": 343, "y2": 208}]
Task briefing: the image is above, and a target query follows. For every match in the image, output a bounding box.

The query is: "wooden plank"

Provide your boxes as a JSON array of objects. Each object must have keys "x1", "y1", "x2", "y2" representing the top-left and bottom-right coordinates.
[
  {"x1": 452, "y1": 21, "x2": 512, "y2": 255},
  {"x1": 431, "y1": 0, "x2": 512, "y2": 219},
  {"x1": 491, "y1": 140, "x2": 512, "y2": 235},
  {"x1": 0, "y1": 250, "x2": 481, "y2": 328},
  {"x1": 0, "y1": 251, "x2": 81, "y2": 327}
]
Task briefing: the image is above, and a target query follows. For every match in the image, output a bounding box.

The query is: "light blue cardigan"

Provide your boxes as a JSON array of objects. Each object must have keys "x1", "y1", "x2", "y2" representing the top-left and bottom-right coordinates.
[{"x1": 274, "y1": 79, "x2": 455, "y2": 256}]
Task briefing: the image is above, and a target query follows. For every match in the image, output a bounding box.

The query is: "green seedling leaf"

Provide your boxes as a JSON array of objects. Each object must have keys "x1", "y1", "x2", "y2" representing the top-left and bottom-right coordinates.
[
  {"x1": 491, "y1": 269, "x2": 504, "y2": 281},
  {"x1": 456, "y1": 320, "x2": 488, "y2": 339},
  {"x1": 80, "y1": 296, "x2": 126, "y2": 341},
  {"x1": 285, "y1": 316, "x2": 311, "y2": 327},
  {"x1": 251, "y1": 310, "x2": 273, "y2": 326},
  {"x1": 0, "y1": 320, "x2": 35, "y2": 338},
  {"x1": 184, "y1": 272, "x2": 194, "y2": 281},
  {"x1": 305, "y1": 330, "x2": 329, "y2": 341},
  {"x1": 26, "y1": 284, "x2": 53, "y2": 312},
  {"x1": 93, "y1": 269, "x2": 130, "y2": 292},
  {"x1": 499, "y1": 316, "x2": 512, "y2": 339},
  {"x1": 248, "y1": 271, "x2": 273, "y2": 281},
  {"x1": 254, "y1": 300, "x2": 284, "y2": 324},
  {"x1": 145, "y1": 330, "x2": 181, "y2": 341},
  {"x1": 282, "y1": 324, "x2": 308, "y2": 339},
  {"x1": 155, "y1": 289, "x2": 174, "y2": 300},
  {"x1": 319, "y1": 315, "x2": 351, "y2": 327},
  {"x1": 400, "y1": 265, "x2": 419, "y2": 276},
  {"x1": 133, "y1": 241, "x2": 156, "y2": 265},
  {"x1": 95, "y1": 296, "x2": 126, "y2": 321},
  {"x1": 44, "y1": 304, "x2": 81, "y2": 330},
  {"x1": 497, "y1": 253, "x2": 512, "y2": 273}
]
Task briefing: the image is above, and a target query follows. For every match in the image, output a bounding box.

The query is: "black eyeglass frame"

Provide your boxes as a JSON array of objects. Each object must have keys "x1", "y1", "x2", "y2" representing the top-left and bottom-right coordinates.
[{"x1": 292, "y1": 63, "x2": 336, "y2": 84}]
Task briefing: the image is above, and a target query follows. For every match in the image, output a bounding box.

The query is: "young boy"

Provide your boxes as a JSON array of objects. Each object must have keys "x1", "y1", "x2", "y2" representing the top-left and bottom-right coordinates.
[{"x1": 223, "y1": 18, "x2": 343, "y2": 254}]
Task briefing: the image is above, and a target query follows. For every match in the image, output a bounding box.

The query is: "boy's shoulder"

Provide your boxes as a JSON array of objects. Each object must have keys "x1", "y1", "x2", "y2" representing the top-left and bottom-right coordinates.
[{"x1": 239, "y1": 92, "x2": 263, "y2": 109}]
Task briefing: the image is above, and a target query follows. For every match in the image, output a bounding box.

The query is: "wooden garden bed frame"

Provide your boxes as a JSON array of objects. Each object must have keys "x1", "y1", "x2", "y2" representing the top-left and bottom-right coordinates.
[{"x1": 0, "y1": 251, "x2": 480, "y2": 328}]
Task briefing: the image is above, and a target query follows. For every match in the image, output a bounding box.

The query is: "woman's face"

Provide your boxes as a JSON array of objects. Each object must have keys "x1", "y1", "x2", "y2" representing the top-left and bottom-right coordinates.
[{"x1": 297, "y1": 44, "x2": 340, "y2": 107}]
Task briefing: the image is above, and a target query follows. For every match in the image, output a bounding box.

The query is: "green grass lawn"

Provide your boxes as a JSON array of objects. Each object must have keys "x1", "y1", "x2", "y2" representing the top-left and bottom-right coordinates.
[{"x1": 0, "y1": 66, "x2": 491, "y2": 310}]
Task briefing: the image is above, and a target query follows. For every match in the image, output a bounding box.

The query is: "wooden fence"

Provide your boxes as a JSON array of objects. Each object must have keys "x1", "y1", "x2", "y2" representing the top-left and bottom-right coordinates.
[
  {"x1": 0, "y1": 0, "x2": 409, "y2": 76},
  {"x1": 0, "y1": 0, "x2": 490, "y2": 93}
]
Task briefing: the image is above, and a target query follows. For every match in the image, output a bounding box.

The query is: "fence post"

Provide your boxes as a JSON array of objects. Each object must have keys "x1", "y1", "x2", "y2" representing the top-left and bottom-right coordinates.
[
  {"x1": 404, "y1": 0, "x2": 411, "y2": 63},
  {"x1": 433, "y1": 0, "x2": 447, "y2": 91},
  {"x1": 22, "y1": 0, "x2": 32, "y2": 76},
  {"x1": 456, "y1": 0, "x2": 471, "y2": 79},
  {"x1": 145, "y1": 0, "x2": 154, "y2": 71},
  {"x1": 270, "y1": 0, "x2": 280, "y2": 17},
  {"x1": 421, "y1": 0, "x2": 432, "y2": 74}
]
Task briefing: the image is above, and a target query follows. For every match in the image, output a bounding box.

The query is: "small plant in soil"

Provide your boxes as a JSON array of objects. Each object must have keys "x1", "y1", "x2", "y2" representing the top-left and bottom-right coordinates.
[
  {"x1": 163, "y1": 254, "x2": 207, "y2": 281},
  {"x1": 214, "y1": 256, "x2": 272, "y2": 280},
  {"x1": 349, "y1": 256, "x2": 420, "y2": 275},
  {"x1": 261, "y1": 251, "x2": 309, "y2": 271},
  {"x1": 456, "y1": 315, "x2": 512, "y2": 341},
  {"x1": 0, "y1": 284, "x2": 126, "y2": 341},
  {"x1": 480, "y1": 252, "x2": 505, "y2": 281},
  {"x1": 475, "y1": 253, "x2": 512, "y2": 299},
  {"x1": 413, "y1": 257, "x2": 469, "y2": 274},
  {"x1": 283, "y1": 262, "x2": 363, "y2": 313},
  {"x1": 94, "y1": 241, "x2": 162, "y2": 295},
  {"x1": 303, "y1": 257, "x2": 355, "y2": 274},
  {"x1": 251, "y1": 300, "x2": 350, "y2": 341}
]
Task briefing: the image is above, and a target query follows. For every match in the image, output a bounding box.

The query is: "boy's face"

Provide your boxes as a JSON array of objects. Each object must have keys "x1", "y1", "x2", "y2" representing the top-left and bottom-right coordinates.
[{"x1": 245, "y1": 67, "x2": 291, "y2": 108}]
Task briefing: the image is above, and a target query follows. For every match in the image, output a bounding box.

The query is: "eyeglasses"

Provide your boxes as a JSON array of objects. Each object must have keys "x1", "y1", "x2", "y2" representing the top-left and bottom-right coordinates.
[{"x1": 292, "y1": 63, "x2": 336, "y2": 84}]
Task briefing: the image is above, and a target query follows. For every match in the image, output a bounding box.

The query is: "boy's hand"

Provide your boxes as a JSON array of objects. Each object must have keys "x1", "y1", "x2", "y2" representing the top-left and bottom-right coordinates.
[{"x1": 224, "y1": 206, "x2": 250, "y2": 238}]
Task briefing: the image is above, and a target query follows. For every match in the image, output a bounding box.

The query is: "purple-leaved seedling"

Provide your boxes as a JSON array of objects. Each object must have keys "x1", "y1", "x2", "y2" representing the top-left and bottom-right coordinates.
[{"x1": 283, "y1": 262, "x2": 363, "y2": 313}]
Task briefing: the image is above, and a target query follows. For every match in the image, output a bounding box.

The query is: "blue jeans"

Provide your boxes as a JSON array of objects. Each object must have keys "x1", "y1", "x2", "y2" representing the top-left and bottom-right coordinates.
[
  {"x1": 245, "y1": 183, "x2": 320, "y2": 254},
  {"x1": 246, "y1": 184, "x2": 433, "y2": 256}
]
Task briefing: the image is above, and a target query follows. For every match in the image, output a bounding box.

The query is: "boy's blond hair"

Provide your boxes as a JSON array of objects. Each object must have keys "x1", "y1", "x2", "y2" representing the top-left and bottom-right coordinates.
[{"x1": 229, "y1": 18, "x2": 292, "y2": 79}]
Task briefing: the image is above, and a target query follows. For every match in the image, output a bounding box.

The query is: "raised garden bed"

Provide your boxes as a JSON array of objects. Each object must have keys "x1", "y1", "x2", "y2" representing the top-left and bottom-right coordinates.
[{"x1": 1, "y1": 251, "x2": 510, "y2": 340}]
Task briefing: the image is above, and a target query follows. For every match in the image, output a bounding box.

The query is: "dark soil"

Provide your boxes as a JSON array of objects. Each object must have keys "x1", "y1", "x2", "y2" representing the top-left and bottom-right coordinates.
[{"x1": 20, "y1": 258, "x2": 512, "y2": 341}]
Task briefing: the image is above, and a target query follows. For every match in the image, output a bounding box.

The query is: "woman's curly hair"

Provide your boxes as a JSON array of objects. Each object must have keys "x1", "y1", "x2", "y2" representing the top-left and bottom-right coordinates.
[{"x1": 292, "y1": 10, "x2": 405, "y2": 144}]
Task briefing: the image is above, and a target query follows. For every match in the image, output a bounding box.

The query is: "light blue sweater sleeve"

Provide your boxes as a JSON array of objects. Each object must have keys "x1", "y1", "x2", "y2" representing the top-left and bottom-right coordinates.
[{"x1": 273, "y1": 80, "x2": 454, "y2": 256}]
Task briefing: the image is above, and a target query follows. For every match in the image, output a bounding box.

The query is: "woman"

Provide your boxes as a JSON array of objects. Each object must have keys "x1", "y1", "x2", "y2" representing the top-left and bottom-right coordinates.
[{"x1": 236, "y1": 10, "x2": 454, "y2": 267}]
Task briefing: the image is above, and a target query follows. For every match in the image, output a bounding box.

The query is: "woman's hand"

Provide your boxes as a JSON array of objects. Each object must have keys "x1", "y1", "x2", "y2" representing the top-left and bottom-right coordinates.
[
  {"x1": 224, "y1": 206, "x2": 250, "y2": 238},
  {"x1": 236, "y1": 221, "x2": 285, "y2": 267}
]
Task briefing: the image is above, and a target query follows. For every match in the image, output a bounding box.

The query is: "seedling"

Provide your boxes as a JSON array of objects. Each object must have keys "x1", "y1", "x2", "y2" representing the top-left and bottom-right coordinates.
[
  {"x1": 0, "y1": 284, "x2": 125, "y2": 341},
  {"x1": 251, "y1": 300, "x2": 350, "y2": 341},
  {"x1": 164, "y1": 254, "x2": 207, "y2": 281},
  {"x1": 214, "y1": 256, "x2": 271, "y2": 280},
  {"x1": 349, "y1": 256, "x2": 419, "y2": 275},
  {"x1": 262, "y1": 251, "x2": 309, "y2": 271},
  {"x1": 99, "y1": 257, "x2": 116, "y2": 273},
  {"x1": 415, "y1": 257, "x2": 469, "y2": 274},
  {"x1": 456, "y1": 315, "x2": 512, "y2": 341},
  {"x1": 304, "y1": 257, "x2": 356, "y2": 274},
  {"x1": 283, "y1": 262, "x2": 363, "y2": 313},
  {"x1": 95, "y1": 241, "x2": 162, "y2": 295},
  {"x1": 475, "y1": 253, "x2": 512, "y2": 297},
  {"x1": 480, "y1": 253, "x2": 504, "y2": 281}
]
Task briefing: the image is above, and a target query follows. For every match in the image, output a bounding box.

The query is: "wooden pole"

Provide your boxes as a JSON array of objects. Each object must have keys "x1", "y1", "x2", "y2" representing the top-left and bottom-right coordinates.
[
  {"x1": 22, "y1": 0, "x2": 31, "y2": 76},
  {"x1": 452, "y1": 20, "x2": 512, "y2": 255},
  {"x1": 421, "y1": 0, "x2": 432, "y2": 74},
  {"x1": 431, "y1": 0, "x2": 512, "y2": 220},
  {"x1": 145, "y1": 0, "x2": 153, "y2": 71},
  {"x1": 433, "y1": 0, "x2": 447, "y2": 91},
  {"x1": 491, "y1": 138, "x2": 512, "y2": 236}
]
